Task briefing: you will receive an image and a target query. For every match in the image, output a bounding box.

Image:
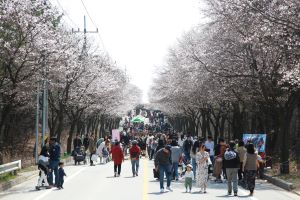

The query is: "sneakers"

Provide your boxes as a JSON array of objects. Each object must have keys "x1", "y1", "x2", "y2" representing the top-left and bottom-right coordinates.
[
  {"x1": 136, "y1": 172, "x2": 139, "y2": 176},
  {"x1": 114, "y1": 173, "x2": 117, "y2": 177},
  {"x1": 166, "y1": 187, "x2": 173, "y2": 192},
  {"x1": 234, "y1": 192, "x2": 238, "y2": 196},
  {"x1": 228, "y1": 192, "x2": 232, "y2": 195},
  {"x1": 160, "y1": 188, "x2": 164, "y2": 193}
]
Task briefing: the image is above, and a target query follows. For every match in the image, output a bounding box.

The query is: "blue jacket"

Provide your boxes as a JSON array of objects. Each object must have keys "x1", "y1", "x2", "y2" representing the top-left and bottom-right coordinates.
[
  {"x1": 50, "y1": 143, "x2": 61, "y2": 161},
  {"x1": 58, "y1": 168, "x2": 66, "y2": 179}
]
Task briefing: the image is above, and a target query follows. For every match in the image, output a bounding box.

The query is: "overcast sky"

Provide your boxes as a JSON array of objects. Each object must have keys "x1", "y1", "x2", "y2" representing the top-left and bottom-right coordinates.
[{"x1": 50, "y1": 0, "x2": 202, "y2": 103}]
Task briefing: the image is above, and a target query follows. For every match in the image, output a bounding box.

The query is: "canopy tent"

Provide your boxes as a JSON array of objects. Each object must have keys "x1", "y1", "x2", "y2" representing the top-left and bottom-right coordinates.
[{"x1": 131, "y1": 115, "x2": 145, "y2": 123}]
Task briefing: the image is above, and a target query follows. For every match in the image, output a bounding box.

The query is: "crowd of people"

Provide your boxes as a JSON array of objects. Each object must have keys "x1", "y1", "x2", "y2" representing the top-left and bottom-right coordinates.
[
  {"x1": 35, "y1": 119, "x2": 264, "y2": 197},
  {"x1": 150, "y1": 132, "x2": 263, "y2": 196}
]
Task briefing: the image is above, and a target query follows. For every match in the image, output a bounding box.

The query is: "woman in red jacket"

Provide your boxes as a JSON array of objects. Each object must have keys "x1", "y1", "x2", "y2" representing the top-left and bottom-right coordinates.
[{"x1": 111, "y1": 141, "x2": 124, "y2": 177}]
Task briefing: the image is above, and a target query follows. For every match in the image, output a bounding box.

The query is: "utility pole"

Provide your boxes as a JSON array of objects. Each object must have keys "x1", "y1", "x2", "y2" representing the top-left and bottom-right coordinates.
[
  {"x1": 41, "y1": 53, "x2": 48, "y2": 147},
  {"x1": 72, "y1": 15, "x2": 98, "y2": 136},
  {"x1": 35, "y1": 83, "x2": 40, "y2": 164}
]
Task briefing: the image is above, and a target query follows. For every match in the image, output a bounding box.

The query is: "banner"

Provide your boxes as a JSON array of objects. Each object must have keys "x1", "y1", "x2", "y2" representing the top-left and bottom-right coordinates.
[
  {"x1": 243, "y1": 133, "x2": 267, "y2": 153},
  {"x1": 112, "y1": 129, "x2": 120, "y2": 142}
]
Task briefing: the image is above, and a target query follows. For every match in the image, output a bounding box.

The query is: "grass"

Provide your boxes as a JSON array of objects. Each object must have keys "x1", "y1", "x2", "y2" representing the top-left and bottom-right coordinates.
[
  {"x1": 0, "y1": 173, "x2": 17, "y2": 183},
  {"x1": 61, "y1": 153, "x2": 71, "y2": 160}
]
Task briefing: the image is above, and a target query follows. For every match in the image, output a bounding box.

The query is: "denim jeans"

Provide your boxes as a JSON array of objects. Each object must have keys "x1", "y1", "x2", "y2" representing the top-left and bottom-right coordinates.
[
  {"x1": 131, "y1": 159, "x2": 140, "y2": 175},
  {"x1": 159, "y1": 164, "x2": 171, "y2": 189},
  {"x1": 172, "y1": 162, "x2": 179, "y2": 179},
  {"x1": 48, "y1": 160, "x2": 59, "y2": 185},
  {"x1": 191, "y1": 158, "x2": 197, "y2": 179},
  {"x1": 210, "y1": 155, "x2": 214, "y2": 166},
  {"x1": 184, "y1": 151, "x2": 191, "y2": 163}
]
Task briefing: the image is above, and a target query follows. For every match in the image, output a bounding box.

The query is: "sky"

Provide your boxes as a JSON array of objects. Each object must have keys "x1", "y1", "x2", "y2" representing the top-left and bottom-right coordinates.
[{"x1": 50, "y1": 0, "x2": 202, "y2": 103}]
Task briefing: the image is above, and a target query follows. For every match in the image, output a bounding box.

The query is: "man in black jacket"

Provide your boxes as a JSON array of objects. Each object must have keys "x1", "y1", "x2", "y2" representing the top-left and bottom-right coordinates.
[
  {"x1": 223, "y1": 141, "x2": 240, "y2": 196},
  {"x1": 154, "y1": 145, "x2": 172, "y2": 193}
]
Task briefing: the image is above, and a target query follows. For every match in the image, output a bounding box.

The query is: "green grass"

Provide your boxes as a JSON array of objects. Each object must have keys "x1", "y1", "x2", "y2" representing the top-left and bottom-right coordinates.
[
  {"x1": 0, "y1": 173, "x2": 17, "y2": 183},
  {"x1": 61, "y1": 153, "x2": 71, "y2": 160}
]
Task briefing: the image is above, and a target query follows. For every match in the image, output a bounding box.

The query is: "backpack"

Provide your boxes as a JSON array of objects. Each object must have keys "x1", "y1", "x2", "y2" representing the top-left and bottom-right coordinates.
[{"x1": 224, "y1": 150, "x2": 237, "y2": 160}]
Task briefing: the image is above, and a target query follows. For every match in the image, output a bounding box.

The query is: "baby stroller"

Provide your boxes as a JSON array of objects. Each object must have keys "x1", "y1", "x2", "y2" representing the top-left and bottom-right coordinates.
[{"x1": 72, "y1": 146, "x2": 87, "y2": 165}]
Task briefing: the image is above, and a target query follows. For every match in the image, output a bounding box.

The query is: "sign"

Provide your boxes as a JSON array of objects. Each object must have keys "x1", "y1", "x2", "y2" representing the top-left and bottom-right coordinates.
[
  {"x1": 112, "y1": 129, "x2": 120, "y2": 142},
  {"x1": 243, "y1": 133, "x2": 267, "y2": 153}
]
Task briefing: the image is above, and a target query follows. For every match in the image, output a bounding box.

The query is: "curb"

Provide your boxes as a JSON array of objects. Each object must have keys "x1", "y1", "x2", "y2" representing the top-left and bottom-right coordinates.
[
  {"x1": 263, "y1": 174, "x2": 294, "y2": 191},
  {"x1": 0, "y1": 156, "x2": 73, "y2": 192},
  {"x1": 0, "y1": 172, "x2": 37, "y2": 192}
]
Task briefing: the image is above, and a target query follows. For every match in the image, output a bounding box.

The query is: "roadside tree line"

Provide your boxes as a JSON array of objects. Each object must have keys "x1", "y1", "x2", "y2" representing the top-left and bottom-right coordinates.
[
  {"x1": 0, "y1": 0, "x2": 141, "y2": 164},
  {"x1": 150, "y1": 0, "x2": 300, "y2": 173}
]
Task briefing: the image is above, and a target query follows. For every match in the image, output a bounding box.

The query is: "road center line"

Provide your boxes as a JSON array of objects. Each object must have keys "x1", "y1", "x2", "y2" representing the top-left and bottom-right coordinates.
[
  {"x1": 143, "y1": 159, "x2": 149, "y2": 200},
  {"x1": 33, "y1": 167, "x2": 86, "y2": 200}
]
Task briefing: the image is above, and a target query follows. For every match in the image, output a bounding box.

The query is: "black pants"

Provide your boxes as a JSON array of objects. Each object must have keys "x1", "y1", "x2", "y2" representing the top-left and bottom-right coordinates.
[
  {"x1": 114, "y1": 164, "x2": 121, "y2": 175},
  {"x1": 58, "y1": 178, "x2": 64, "y2": 188},
  {"x1": 150, "y1": 149, "x2": 155, "y2": 160},
  {"x1": 238, "y1": 162, "x2": 244, "y2": 180},
  {"x1": 90, "y1": 154, "x2": 93, "y2": 165}
]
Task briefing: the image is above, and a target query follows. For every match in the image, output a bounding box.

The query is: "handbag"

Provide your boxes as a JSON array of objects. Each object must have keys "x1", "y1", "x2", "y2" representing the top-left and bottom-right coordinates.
[
  {"x1": 153, "y1": 168, "x2": 159, "y2": 178},
  {"x1": 91, "y1": 154, "x2": 98, "y2": 162}
]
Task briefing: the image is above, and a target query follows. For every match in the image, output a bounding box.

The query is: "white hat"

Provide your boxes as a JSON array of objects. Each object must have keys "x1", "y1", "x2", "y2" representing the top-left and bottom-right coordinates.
[{"x1": 187, "y1": 164, "x2": 193, "y2": 169}]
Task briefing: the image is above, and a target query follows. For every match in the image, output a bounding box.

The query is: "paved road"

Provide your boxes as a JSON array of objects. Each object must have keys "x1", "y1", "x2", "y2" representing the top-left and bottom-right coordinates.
[{"x1": 0, "y1": 158, "x2": 299, "y2": 200}]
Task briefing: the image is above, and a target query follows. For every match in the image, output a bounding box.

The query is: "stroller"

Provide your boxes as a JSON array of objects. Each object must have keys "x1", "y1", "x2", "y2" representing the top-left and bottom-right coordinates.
[{"x1": 72, "y1": 146, "x2": 87, "y2": 165}]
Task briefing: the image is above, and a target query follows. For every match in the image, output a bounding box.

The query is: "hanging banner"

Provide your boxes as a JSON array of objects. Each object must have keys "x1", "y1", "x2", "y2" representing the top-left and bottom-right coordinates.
[
  {"x1": 243, "y1": 133, "x2": 267, "y2": 153},
  {"x1": 112, "y1": 129, "x2": 120, "y2": 142}
]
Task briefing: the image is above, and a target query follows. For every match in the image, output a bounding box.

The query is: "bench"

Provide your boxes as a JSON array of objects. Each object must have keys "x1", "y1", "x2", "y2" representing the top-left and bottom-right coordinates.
[{"x1": 0, "y1": 160, "x2": 22, "y2": 175}]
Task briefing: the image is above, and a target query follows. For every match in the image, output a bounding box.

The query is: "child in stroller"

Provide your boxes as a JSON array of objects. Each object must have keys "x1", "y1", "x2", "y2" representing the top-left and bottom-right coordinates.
[{"x1": 72, "y1": 146, "x2": 87, "y2": 165}]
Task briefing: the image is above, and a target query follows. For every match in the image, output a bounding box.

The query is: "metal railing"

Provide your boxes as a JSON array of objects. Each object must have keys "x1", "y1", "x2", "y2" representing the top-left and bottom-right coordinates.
[{"x1": 0, "y1": 160, "x2": 21, "y2": 175}]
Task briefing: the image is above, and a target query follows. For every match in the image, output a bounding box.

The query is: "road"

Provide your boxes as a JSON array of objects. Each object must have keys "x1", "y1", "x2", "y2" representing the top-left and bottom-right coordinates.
[{"x1": 0, "y1": 158, "x2": 299, "y2": 200}]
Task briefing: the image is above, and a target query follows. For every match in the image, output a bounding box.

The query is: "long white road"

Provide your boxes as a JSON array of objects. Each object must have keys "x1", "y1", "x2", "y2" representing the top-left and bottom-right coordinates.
[{"x1": 0, "y1": 158, "x2": 299, "y2": 200}]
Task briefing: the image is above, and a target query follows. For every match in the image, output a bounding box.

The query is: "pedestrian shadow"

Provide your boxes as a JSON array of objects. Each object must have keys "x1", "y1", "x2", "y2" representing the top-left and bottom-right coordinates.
[
  {"x1": 215, "y1": 195, "x2": 252, "y2": 198},
  {"x1": 123, "y1": 176, "x2": 135, "y2": 178},
  {"x1": 106, "y1": 176, "x2": 116, "y2": 178},
  {"x1": 148, "y1": 191, "x2": 170, "y2": 195}
]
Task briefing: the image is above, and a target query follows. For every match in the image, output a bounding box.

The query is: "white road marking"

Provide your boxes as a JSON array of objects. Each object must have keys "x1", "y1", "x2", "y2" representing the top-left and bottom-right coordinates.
[{"x1": 33, "y1": 167, "x2": 86, "y2": 200}]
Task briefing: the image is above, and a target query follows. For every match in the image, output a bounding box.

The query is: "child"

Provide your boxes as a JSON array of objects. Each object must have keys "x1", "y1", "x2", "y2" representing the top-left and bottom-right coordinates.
[
  {"x1": 184, "y1": 164, "x2": 194, "y2": 193},
  {"x1": 58, "y1": 162, "x2": 67, "y2": 189},
  {"x1": 102, "y1": 145, "x2": 109, "y2": 164},
  {"x1": 36, "y1": 147, "x2": 51, "y2": 190}
]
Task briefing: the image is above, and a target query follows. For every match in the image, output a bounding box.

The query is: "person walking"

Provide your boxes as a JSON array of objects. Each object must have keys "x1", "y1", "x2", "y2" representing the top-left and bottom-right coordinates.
[
  {"x1": 48, "y1": 137, "x2": 61, "y2": 187},
  {"x1": 170, "y1": 140, "x2": 182, "y2": 181},
  {"x1": 111, "y1": 141, "x2": 124, "y2": 177},
  {"x1": 154, "y1": 145, "x2": 173, "y2": 193},
  {"x1": 223, "y1": 141, "x2": 240, "y2": 196},
  {"x1": 73, "y1": 134, "x2": 82, "y2": 150},
  {"x1": 57, "y1": 162, "x2": 66, "y2": 189},
  {"x1": 83, "y1": 134, "x2": 89, "y2": 151},
  {"x1": 183, "y1": 136, "x2": 193, "y2": 162},
  {"x1": 205, "y1": 135, "x2": 215, "y2": 165},
  {"x1": 184, "y1": 164, "x2": 194, "y2": 193},
  {"x1": 237, "y1": 141, "x2": 246, "y2": 181},
  {"x1": 36, "y1": 147, "x2": 51, "y2": 190},
  {"x1": 196, "y1": 144, "x2": 209, "y2": 193},
  {"x1": 191, "y1": 141, "x2": 200, "y2": 180},
  {"x1": 214, "y1": 138, "x2": 227, "y2": 182},
  {"x1": 88, "y1": 134, "x2": 97, "y2": 166},
  {"x1": 243, "y1": 143, "x2": 258, "y2": 196},
  {"x1": 129, "y1": 140, "x2": 141, "y2": 177}
]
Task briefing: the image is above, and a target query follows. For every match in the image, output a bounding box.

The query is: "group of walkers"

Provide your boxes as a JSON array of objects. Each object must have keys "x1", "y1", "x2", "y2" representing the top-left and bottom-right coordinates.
[
  {"x1": 36, "y1": 137, "x2": 66, "y2": 190},
  {"x1": 148, "y1": 132, "x2": 262, "y2": 196},
  {"x1": 35, "y1": 126, "x2": 263, "y2": 197}
]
